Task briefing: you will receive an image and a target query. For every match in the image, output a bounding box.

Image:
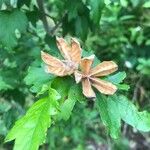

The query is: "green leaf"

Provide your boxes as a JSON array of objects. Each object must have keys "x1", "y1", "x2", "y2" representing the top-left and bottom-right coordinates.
[
  {"x1": 88, "y1": 0, "x2": 105, "y2": 25},
  {"x1": 0, "y1": 119, "x2": 7, "y2": 136},
  {"x1": 75, "y1": 16, "x2": 89, "y2": 40},
  {"x1": 0, "y1": 9, "x2": 28, "y2": 48},
  {"x1": 96, "y1": 94, "x2": 121, "y2": 139},
  {"x1": 26, "y1": 9, "x2": 39, "y2": 27},
  {"x1": 0, "y1": 99, "x2": 11, "y2": 113},
  {"x1": 118, "y1": 95, "x2": 150, "y2": 132},
  {"x1": 120, "y1": 0, "x2": 128, "y2": 7},
  {"x1": 96, "y1": 94, "x2": 150, "y2": 138},
  {"x1": 0, "y1": 76, "x2": 13, "y2": 91},
  {"x1": 5, "y1": 88, "x2": 60, "y2": 150},
  {"x1": 0, "y1": 0, "x2": 3, "y2": 7},
  {"x1": 48, "y1": 88, "x2": 61, "y2": 116},
  {"x1": 0, "y1": 0, "x2": 10, "y2": 7},
  {"x1": 117, "y1": 84, "x2": 130, "y2": 91},
  {"x1": 66, "y1": 0, "x2": 79, "y2": 21},
  {"x1": 59, "y1": 84, "x2": 84, "y2": 120},
  {"x1": 5, "y1": 98, "x2": 50, "y2": 150},
  {"x1": 51, "y1": 77, "x2": 74, "y2": 101},
  {"x1": 44, "y1": 35, "x2": 61, "y2": 58},
  {"x1": 17, "y1": 0, "x2": 31, "y2": 7},
  {"x1": 107, "y1": 72, "x2": 126, "y2": 84},
  {"x1": 24, "y1": 66, "x2": 53, "y2": 93},
  {"x1": 143, "y1": 1, "x2": 150, "y2": 8},
  {"x1": 106, "y1": 72, "x2": 130, "y2": 91},
  {"x1": 137, "y1": 58, "x2": 150, "y2": 75},
  {"x1": 0, "y1": 69, "x2": 20, "y2": 90},
  {"x1": 130, "y1": 0, "x2": 141, "y2": 7}
]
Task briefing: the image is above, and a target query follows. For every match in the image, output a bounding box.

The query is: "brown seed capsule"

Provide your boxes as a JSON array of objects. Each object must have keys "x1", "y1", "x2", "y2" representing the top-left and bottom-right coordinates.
[
  {"x1": 41, "y1": 37, "x2": 82, "y2": 76},
  {"x1": 74, "y1": 55, "x2": 118, "y2": 98}
]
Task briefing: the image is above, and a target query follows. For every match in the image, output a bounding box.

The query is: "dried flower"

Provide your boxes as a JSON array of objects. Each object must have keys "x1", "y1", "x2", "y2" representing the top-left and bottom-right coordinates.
[
  {"x1": 74, "y1": 55, "x2": 118, "y2": 98},
  {"x1": 41, "y1": 37, "x2": 82, "y2": 76}
]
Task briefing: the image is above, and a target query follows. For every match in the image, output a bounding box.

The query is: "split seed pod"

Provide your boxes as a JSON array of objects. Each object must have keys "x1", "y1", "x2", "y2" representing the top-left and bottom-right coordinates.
[
  {"x1": 74, "y1": 55, "x2": 118, "y2": 98},
  {"x1": 41, "y1": 37, "x2": 82, "y2": 76}
]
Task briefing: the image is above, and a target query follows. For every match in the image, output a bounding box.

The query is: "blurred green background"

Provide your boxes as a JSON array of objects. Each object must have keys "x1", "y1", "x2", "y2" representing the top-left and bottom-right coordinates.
[{"x1": 0, "y1": 0, "x2": 150, "y2": 149}]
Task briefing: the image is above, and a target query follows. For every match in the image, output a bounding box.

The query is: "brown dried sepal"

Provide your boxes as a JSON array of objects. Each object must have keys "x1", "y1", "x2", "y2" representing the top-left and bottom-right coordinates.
[
  {"x1": 41, "y1": 37, "x2": 82, "y2": 76},
  {"x1": 74, "y1": 55, "x2": 118, "y2": 98}
]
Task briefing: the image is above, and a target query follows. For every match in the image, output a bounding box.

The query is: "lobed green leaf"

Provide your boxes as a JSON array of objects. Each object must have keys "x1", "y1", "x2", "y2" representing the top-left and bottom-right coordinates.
[
  {"x1": 5, "y1": 88, "x2": 60, "y2": 150},
  {"x1": 96, "y1": 94, "x2": 121, "y2": 138},
  {"x1": 0, "y1": 9, "x2": 28, "y2": 48},
  {"x1": 96, "y1": 94, "x2": 150, "y2": 138},
  {"x1": 59, "y1": 84, "x2": 85, "y2": 120},
  {"x1": 24, "y1": 66, "x2": 53, "y2": 93},
  {"x1": 106, "y1": 72, "x2": 130, "y2": 91}
]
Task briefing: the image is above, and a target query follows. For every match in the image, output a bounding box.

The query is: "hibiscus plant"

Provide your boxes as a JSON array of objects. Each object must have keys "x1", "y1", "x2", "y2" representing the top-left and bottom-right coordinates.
[{"x1": 5, "y1": 37, "x2": 150, "y2": 150}]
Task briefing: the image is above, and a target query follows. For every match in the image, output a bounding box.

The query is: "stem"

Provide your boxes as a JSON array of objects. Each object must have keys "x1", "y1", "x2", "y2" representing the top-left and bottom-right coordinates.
[
  {"x1": 36, "y1": 0, "x2": 67, "y2": 36},
  {"x1": 36, "y1": 0, "x2": 52, "y2": 36}
]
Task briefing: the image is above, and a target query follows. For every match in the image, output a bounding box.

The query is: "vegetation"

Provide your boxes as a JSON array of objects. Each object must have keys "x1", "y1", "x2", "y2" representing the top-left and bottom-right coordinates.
[{"x1": 0, "y1": 0, "x2": 150, "y2": 149}]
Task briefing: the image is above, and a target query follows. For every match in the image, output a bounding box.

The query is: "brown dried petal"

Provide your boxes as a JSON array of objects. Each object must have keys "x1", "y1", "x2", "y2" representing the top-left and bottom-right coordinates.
[
  {"x1": 70, "y1": 38, "x2": 82, "y2": 64},
  {"x1": 45, "y1": 65, "x2": 73, "y2": 76},
  {"x1": 82, "y1": 78, "x2": 96, "y2": 98},
  {"x1": 56, "y1": 37, "x2": 82, "y2": 65},
  {"x1": 80, "y1": 55, "x2": 95, "y2": 74},
  {"x1": 56, "y1": 37, "x2": 71, "y2": 60},
  {"x1": 90, "y1": 77, "x2": 117, "y2": 95},
  {"x1": 90, "y1": 61, "x2": 118, "y2": 77},
  {"x1": 41, "y1": 51, "x2": 64, "y2": 67},
  {"x1": 41, "y1": 51, "x2": 74, "y2": 76}
]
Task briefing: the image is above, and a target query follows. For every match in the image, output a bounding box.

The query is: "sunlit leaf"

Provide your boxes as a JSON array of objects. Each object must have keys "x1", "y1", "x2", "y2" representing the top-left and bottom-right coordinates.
[{"x1": 5, "y1": 88, "x2": 60, "y2": 150}]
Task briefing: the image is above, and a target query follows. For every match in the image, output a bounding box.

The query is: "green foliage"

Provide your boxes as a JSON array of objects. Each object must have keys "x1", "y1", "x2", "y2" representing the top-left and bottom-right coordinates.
[
  {"x1": 96, "y1": 94, "x2": 121, "y2": 138},
  {"x1": 51, "y1": 77, "x2": 74, "y2": 101},
  {"x1": 61, "y1": 0, "x2": 105, "y2": 39},
  {"x1": 137, "y1": 58, "x2": 150, "y2": 75},
  {"x1": 0, "y1": 0, "x2": 10, "y2": 7},
  {"x1": 0, "y1": 76, "x2": 12, "y2": 90},
  {"x1": 24, "y1": 66, "x2": 53, "y2": 93},
  {"x1": 0, "y1": 98, "x2": 25, "y2": 144},
  {"x1": 107, "y1": 72, "x2": 127, "y2": 84},
  {"x1": 58, "y1": 84, "x2": 85, "y2": 120},
  {"x1": 88, "y1": 0, "x2": 104, "y2": 25},
  {"x1": 47, "y1": 102, "x2": 101, "y2": 150},
  {"x1": 0, "y1": 9, "x2": 28, "y2": 48},
  {"x1": 106, "y1": 72, "x2": 130, "y2": 91},
  {"x1": 96, "y1": 94, "x2": 150, "y2": 139},
  {"x1": 0, "y1": 0, "x2": 150, "y2": 150},
  {"x1": 117, "y1": 95, "x2": 150, "y2": 132},
  {"x1": 95, "y1": 71, "x2": 128, "y2": 138},
  {"x1": 5, "y1": 88, "x2": 60, "y2": 150},
  {"x1": 143, "y1": 1, "x2": 150, "y2": 8}
]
